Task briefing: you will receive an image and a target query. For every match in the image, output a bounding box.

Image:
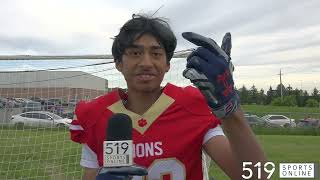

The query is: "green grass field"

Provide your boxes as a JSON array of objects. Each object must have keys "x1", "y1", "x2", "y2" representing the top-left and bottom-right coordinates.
[
  {"x1": 253, "y1": 126, "x2": 320, "y2": 136},
  {"x1": 0, "y1": 127, "x2": 319, "y2": 179},
  {"x1": 0, "y1": 128, "x2": 82, "y2": 180},
  {"x1": 209, "y1": 135, "x2": 320, "y2": 179}
]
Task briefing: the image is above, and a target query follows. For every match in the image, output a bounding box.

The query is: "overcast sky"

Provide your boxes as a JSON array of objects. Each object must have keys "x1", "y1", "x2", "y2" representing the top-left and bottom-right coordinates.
[{"x1": 0, "y1": 0, "x2": 319, "y2": 92}]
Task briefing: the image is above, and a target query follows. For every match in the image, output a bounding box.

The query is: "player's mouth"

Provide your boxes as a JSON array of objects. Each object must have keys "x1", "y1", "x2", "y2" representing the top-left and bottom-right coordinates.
[{"x1": 136, "y1": 73, "x2": 156, "y2": 81}]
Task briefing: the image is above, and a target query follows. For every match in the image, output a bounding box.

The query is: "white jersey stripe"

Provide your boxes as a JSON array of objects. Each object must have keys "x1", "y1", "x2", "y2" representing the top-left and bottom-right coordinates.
[
  {"x1": 69, "y1": 124, "x2": 84, "y2": 130},
  {"x1": 202, "y1": 125, "x2": 225, "y2": 145}
]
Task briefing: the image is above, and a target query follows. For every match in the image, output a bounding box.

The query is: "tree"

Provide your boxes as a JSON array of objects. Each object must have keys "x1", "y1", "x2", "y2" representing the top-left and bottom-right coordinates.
[
  {"x1": 238, "y1": 85, "x2": 249, "y2": 104},
  {"x1": 258, "y1": 89, "x2": 266, "y2": 105},
  {"x1": 305, "y1": 99, "x2": 319, "y2": 107},
  {"x1": 286, "y1": 84, "x2": 293, "y2": 96},
  {"x1": 297, "y1": 91, "x2": 310, "y2": 107},
  {"x1": 266, "y1": 86, "x2": 275, "y2": 104},
  {"x1": 312, "y1": 87, "x2": 319, "y2": 97},
  {"x1": 293, "y1": 88, "x2": 304, "y2": 107},
  {"x1": 276, "y1": 84, "x2": 287, "y2": 97},
  {"x1": 271, "y1": 96, "x2": 297, "y2": 106},
  {"x1": 249, "y1": 84, "x2": 258, "y2": 104},
  {"x1": 271, "y1": 97, "x2": 283, "y2": 106},
  {"x1": 292, "y1": 88, "x2": 301, "y2": 97},
  {"x1": 283, "y1": 96, "x2": 298, "y2": 106}
]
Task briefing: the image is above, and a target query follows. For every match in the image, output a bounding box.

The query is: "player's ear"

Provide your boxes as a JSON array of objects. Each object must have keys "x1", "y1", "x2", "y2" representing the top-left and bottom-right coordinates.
[{"x1": 115, "y1": 59, "x2": 123, "y2": 72}]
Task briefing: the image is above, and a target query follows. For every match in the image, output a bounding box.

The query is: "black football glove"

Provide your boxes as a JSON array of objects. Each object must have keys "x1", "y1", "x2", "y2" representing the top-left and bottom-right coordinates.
[{"x1": 182, "y1": 32, "x2": 239, "y2": 118}]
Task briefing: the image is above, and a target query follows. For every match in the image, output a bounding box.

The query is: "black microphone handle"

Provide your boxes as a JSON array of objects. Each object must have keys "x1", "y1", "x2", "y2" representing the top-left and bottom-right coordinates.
[{"x1": 99, "y1": 164, "x2": 148, "y2": 176}]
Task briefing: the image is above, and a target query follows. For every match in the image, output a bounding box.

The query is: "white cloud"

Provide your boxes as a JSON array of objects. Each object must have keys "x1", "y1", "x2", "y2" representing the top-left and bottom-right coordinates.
[{"x1": 0, "y1": 0, "x2": 319, "y2": 92}]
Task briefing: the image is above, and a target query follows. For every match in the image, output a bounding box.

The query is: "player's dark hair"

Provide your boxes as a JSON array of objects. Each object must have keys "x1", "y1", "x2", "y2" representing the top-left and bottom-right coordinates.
[{"x1": 112, "y1": 14, "x2": 177, "y2": 63}]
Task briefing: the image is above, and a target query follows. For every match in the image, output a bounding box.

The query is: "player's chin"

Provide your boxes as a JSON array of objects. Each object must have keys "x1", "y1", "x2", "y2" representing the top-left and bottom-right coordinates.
[{"x1": 135, "y1": 81, "x2": 161, "y2": 93}]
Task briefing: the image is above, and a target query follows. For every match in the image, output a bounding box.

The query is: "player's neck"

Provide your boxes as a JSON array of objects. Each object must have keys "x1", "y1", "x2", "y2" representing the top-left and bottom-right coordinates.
[{"x1": 125, "y1": 88, "x2": 162, "y2": 115}]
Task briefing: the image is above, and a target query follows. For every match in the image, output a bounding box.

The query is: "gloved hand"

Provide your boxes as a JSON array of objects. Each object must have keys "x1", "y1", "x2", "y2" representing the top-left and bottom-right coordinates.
[{"x1": 182, "y1": 32, "x2": 239, "y2": 119}]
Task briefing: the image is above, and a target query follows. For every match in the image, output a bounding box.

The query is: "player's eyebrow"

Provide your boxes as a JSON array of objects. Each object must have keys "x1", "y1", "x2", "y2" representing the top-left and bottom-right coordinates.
[
  {"x1": 128, "y1": 44, "x2": 164, "y2": 50},
  {"x1": 150, "y1": 46, "x2": 164, "y2": 50}
]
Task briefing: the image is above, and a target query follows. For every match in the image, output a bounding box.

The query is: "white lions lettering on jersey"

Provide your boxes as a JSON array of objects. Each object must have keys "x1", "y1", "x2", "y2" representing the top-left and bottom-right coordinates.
[{"x1": 133, "y1": 141, "x2": 163, "y2": 158}]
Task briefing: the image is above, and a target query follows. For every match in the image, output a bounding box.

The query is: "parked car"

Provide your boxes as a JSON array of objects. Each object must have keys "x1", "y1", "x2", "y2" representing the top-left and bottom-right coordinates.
[
  {"x1": 1, "y1": 98, "x2": 17, "y2": 109},
  {"x1": 244, "y1": 114, "x2": 282, "y2": 128},
  {"x1": 68, "y1": 99, "x2": 80, "y2": 107},
  {"x1": 30, "y1": 97, "x2": 43, "y2": 103},
  {"x1": 11, "y1": 111, "x2": 72, "y2": 128},
  {"x1": 14, "y1": 98, "x2": 32, "y2": 107},
  {"x1": 61, "y1": 110, "x2": 75, "y2": 119},
  {"x1": 47, "y1": 98, "x2": 63, "y2": 105},
  {"x1": 42, "y1": 100, "x2": 56, "y2": 111},
  {"x1": 244, "y1": 114, "x2": 265, "y2": 127},
  {"x1": 22, "y1": 101, "x2": 42, "y2": 112},
  {"x1": 0, "y1": 97, "x2": 8, "y2": 106},
  {"x1": 297, "y1": 119, "x2": 320, "y2": 128},
  {"x1": 261, "y1": 115, "x2": 296, "y2": 127},
  {"x1": 9, "y1": 98, "x2": 23, "y2": 107}
]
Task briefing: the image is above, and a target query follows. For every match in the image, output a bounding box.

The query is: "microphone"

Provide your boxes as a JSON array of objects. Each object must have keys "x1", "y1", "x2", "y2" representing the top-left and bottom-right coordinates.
[{"x1": 96, "y1": 113, "x2": 148, "y2": 180}]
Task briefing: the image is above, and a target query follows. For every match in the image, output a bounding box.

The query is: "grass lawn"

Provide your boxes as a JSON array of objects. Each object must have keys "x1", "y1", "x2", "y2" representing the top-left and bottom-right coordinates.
[
  {"x1": 0, "y1": 128, "x2": 319, "y2": 179},
  {"x1": 209, "y1": 135, "x2": 320, "y2": 180},
  {"x1": 0, "y1": 128, "x2": 83, "y2": 180}
]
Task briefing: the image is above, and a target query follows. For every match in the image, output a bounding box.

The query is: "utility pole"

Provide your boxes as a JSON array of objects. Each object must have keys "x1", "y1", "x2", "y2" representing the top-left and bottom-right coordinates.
[{"x1": 278, "y1": 69, "x2": 283, "y2": 100}]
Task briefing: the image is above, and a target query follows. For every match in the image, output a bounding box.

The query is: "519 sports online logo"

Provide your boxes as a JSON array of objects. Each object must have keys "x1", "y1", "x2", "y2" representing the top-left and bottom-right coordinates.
[{"x1": 242, "y1": 162, "x2": 319, "y2": 179}]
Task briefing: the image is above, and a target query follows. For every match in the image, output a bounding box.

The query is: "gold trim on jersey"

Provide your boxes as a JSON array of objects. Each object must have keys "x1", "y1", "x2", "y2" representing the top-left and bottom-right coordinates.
[{"x1": 107, "y1": 93, "x2": 174, "y2": 134}]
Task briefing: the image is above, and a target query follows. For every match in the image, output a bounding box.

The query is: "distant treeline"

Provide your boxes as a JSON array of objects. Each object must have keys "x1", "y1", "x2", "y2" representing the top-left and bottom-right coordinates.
[{"x1": 236, "y1": 84, "x2": 320, "y2": 107}]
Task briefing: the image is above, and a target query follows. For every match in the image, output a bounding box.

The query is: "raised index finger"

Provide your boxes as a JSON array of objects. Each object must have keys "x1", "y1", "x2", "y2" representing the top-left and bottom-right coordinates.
[{"x1": 182, "y1": 32, "x2": 230, "y2": 61}]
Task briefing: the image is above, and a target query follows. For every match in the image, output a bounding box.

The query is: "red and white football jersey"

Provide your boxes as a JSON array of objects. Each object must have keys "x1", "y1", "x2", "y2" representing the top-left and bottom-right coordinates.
[{"x1": 70, "y1": 83, "x2": 222, "y2": 179}]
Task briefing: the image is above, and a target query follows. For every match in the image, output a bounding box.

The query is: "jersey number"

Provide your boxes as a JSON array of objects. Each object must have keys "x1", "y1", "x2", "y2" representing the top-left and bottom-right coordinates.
[{"x1": 133, "y1": 158, "x2": 186, "y2": 180}]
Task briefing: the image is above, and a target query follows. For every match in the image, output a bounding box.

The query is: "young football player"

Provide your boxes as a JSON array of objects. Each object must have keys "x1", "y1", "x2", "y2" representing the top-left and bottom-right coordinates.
[{"x1": 70, "y1": 14, "x2": 267, "y2": 180}]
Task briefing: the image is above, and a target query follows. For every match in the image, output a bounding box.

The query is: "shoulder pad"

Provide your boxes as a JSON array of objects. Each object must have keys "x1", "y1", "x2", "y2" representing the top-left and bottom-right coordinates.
[
  {"x1": 181, "y1": 86, "x2": 212, "y2": 115},
  {"x1": 165, "y1": 84, "x2": 212, "y2": 115},
  {"x1": 75, "y1": 91, "x2": 118, "y2": 129}
]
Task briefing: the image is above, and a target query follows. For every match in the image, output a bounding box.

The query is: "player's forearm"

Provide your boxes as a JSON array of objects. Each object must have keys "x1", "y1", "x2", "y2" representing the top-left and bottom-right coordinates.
[
  {"x1": 221, "y1": 108, "x2": 268, "y2": 179},
  {"x1": 82, "y1": 167, "x2": 98, "y2": 180}
]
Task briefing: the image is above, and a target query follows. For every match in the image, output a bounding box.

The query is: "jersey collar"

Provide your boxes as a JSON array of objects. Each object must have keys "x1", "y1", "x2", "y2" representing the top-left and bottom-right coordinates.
[{"x1": 107, "y1": 83, "x2": 175, "y2": 134}]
